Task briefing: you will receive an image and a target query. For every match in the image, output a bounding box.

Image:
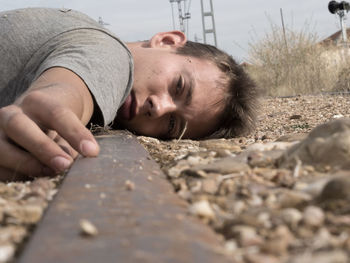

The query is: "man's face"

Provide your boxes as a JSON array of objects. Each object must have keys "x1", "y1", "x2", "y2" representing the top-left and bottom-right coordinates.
[{"x1": 117, "y1": 34, "x2": 226, "y2": 139}]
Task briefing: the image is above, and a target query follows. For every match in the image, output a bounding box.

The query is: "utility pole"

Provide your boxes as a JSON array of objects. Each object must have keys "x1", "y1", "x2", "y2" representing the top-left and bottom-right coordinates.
[
  {"x1": 200, "y1": 0, "x2": 217, "y2": 46},
  {"x1": 328, "y1": 1, "x2": 350, "y2": 45},
  {"x1": 280, "y1": 8, "x2": 288, "y2": 51},
  {"x1": 169, "y1": 0, "x2": 191, "y2": 37}
]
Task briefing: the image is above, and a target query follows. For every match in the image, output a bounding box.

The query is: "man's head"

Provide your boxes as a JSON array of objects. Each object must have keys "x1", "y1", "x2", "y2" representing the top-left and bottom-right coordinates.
[{"x1": 116, "y1": 31, "x2": 259, "y2": 139}]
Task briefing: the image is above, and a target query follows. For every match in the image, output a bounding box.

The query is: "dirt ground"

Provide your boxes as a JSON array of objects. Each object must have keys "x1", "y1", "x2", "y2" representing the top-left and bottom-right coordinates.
[
  {"x1": 138, "y1": 94, "x2": 350, "y2": 263},
  {"x1": 1, "y1": 94, "x2": 350, "y2": 262}
]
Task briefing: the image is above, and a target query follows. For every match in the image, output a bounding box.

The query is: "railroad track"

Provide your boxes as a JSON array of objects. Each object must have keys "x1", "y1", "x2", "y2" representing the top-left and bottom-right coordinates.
[{"x1": 18, "y1": 132, "x2": 232, "y2": 263}]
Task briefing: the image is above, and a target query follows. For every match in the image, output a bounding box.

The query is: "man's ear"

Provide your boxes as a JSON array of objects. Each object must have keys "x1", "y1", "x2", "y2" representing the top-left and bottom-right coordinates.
[{"x1": 149, "y1": 31, "x2": 187, "y2": 49}]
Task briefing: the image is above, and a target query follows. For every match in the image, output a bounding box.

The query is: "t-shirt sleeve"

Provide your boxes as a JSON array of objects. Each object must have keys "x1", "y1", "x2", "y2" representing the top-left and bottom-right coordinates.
[{"x1": 33, "y1": 29, "x2": 133, "y2": 126}]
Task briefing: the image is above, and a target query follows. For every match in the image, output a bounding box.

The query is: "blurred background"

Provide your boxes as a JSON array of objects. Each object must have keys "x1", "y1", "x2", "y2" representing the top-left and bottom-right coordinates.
[
  {"x1": 2, "y1": 0, "x2": 350, "y2": 96},
  {"x1": 0, "y1": 0, "x2": 341, "y2": 62}
]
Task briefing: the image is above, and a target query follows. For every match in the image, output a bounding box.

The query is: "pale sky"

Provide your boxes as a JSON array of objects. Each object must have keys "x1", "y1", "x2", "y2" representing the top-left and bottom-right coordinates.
[{"x1": 0, "y1": 0, "x2": 344, "y2": 61}]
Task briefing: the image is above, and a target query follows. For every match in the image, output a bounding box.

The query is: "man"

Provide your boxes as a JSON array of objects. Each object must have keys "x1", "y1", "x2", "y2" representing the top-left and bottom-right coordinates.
[{"x1": 0, "y1": 8, "x2": 259, "y2": 179}]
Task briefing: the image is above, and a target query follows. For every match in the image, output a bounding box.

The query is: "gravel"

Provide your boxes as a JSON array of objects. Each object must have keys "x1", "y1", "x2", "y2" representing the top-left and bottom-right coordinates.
[
  {"x1": 139, "y1": 94, "x2": 350, "y2": 263},
  {"x1": 1, "y1": 94, "x2": 350, "y2": 262}
]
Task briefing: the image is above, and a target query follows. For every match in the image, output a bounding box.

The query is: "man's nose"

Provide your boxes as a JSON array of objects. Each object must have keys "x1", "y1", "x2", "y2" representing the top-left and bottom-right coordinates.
[{"x1": 146, "y1": 94, "x2": 176, "y2": 118}]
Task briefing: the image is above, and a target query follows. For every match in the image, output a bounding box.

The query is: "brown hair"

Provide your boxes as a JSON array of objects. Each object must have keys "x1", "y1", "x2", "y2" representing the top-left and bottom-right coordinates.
[{"x1": 175, "y1": 41, "x2": 260, "y2": 138}]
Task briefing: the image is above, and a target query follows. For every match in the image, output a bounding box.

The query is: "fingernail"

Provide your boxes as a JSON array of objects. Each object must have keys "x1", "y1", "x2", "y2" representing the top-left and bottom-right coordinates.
[
  {"x1": 51, "y1": 156, "x2": 72, "y2": 171},
  {"x1": 80, "y1": 140, "x2": 98, "y2": 156}
]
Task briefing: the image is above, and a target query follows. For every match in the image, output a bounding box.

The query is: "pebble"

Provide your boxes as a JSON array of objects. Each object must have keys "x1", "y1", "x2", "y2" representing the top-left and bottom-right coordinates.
[
  {"x1": 199, "y1": 139, "x2": 242, "y2": 152},
  {"x1": 319, "y1": 173, "x2": 350, "y2": 201},
  {"x1": 79, "y1": 219, "x2": 98, "y2": 237},
  {"x1": 247, "y1": 142, "x2": 296, "y2": 151},
  {"x1": 5, "y1": 204, "x2": 43, "y2": 225},
  {"x1": 186, "y1": 155, "x2": 203, "y2": 166},
  {"x1": 224, "y1": 239, "x2": 238, "y2": 253},
  {"x1": 276, "y1": 190, "x2": 312, "y2": 208},
  {"x1": 167, "y1": 164, "x2": 190, "y2": 178},
  {"x1": 289, "y1": 114, "x2": 302, "y2": 120},
  {"x1": 294, "y1": 176, "x2": 330, "y2": 198},
  {"x1": 247, "y1": 195, "x2": 263, "y2": 207},
  {"x1": 0, "y1": 244, "x2": 15, "y2": 262},
  {"x1": 247, "y1": 151, "x2": 276, "y2": 168},
  {"x1": 288, "y1": 250, "x2": 348, "y2": 263},
  {"x1": 303, "y1": 206, "x2": 325, "y2": 227},
  {"x1": 231, "y1": 225, "x2": 264, "y2": 247},
  {"x1": 276, "y1": 133, "x2": 308, "y2": 142},
  {"x1": 262, "y1": 225, "x2": 293, "y2": 255},
  {"x1": 177, "y1": 189, "x2": 192, "y2": 200},
  {"x1": 272, "y1": 169, "x2": 295, "y2": 188},
  {"x1": 333, "y1": 114, "x2": 344, "y2": 119},
  {"x1": 218, "y1": 179, "x2": 235, "y2": 195},
  {"x1": 229, "y1": 200, "x2": 246, "y2": 216},
  {"x1": 254, "y1": 168, "x2": 278, "y2": 180},
  {"x1": 257, "y1": 212, "x2": 272, "y2": 229},
  {"x1": 281, "y1": 208, "x2": 303, "y2": 227},
  {"x1": 189, "y1": 200, "x2": 215, "y2": 220},
  {"x1": 265, "y1": 193, "x2": 278, "y2": 209},
  {"x1": 189, "y1": 157, "x2": 250, "y2": 175},
  {"x1": 125, "y1": 180, "x2": 135, "y2": 191},
  {"x1": 0, "y1": 226, "x2": 27, "y2": 244},
  {"x1": 312, "y1": 228, "x2": 332, "y2": 249},
  {"x1": 215, "y1": 149, "x2": 234, "y2": 158},
  {"x1": 245, "y1": 253, "x2": 280, "y2": 263},
  {"x1": 279, "y1": 118, "x2": 350, "y2": 170},
  {"x1": 201, "y1": 179, "x2": 218, "y2": 194}
]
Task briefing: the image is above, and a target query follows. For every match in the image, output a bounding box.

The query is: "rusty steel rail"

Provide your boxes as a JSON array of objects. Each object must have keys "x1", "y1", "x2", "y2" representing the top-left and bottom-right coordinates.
[{"x1": 18, "y1": 133, "x2": 233, "y2": 263}]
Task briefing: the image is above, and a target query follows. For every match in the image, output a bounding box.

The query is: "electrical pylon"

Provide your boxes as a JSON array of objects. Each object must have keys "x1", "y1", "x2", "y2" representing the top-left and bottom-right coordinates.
[{"x1": 200, "y1": 0, "x2": 217, "y2": 46}]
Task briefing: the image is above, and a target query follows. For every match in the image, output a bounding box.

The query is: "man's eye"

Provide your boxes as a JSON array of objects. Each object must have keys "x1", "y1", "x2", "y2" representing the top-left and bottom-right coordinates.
[
  {"x1": 168, "y1": 115, "x2": 176, "y2": 135},
  {"x1": 176, "y1": 76, "x2": 184, "y2": 95}
]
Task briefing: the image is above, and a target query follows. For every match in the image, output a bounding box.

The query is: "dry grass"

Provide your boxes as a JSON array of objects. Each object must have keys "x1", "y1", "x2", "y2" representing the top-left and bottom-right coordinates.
[{"x1": 246, "y1": 21, "x2": 350, "y2": 97}]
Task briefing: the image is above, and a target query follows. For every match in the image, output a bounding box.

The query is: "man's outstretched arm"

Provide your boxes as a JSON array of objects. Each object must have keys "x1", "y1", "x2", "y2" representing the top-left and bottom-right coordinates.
[{"x1": 0, "y1": 67, "x2": 100, "y2": 179}]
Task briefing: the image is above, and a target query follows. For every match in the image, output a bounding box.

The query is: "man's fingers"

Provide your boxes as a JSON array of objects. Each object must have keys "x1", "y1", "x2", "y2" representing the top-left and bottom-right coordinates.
[
  {"x1": 0, "y1": 106, "x2": 73, "y2": 172},
  {"x1": 0, "y1": 133, "x2": 47, "y2": 177},
  {"x1": 48, "y1": 109, "x2": 99, "y2": 157},
  {"x1": 22, "y1": 92, "x2": 99, "y2": 157},
  {"x1": 49, "y1": 131, "x2": 79, "y2": 159},
  {"x1": 42, "y1": 107, "x2": 99, "y2": 157}
]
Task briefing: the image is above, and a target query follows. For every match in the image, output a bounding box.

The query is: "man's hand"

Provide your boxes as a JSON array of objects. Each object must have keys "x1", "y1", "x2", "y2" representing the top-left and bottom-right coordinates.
[{"x1": 0, "y1": 67, "x2": 99, "y2": 179}]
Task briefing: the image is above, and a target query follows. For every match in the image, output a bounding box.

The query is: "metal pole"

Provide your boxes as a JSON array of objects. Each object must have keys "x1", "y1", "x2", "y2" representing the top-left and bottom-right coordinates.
[
  {"x1": 280, "y1": 8, "x2": 288, "y2": 50},
  {"x1": 200, "y1": 0, "x2": 207, "y2": 44},
  {"x1": 209, "y1": 0, "x2": 217, "y2": 46},
  {"x1": 171, "y1": 2, "x2": 176, "y2": 30},
  {"x1": 177, "y1": 1, "x2": 185, "y2": 33},
  {"x1": 339, "y1": 11, "x2": 348, "y2": 43}
]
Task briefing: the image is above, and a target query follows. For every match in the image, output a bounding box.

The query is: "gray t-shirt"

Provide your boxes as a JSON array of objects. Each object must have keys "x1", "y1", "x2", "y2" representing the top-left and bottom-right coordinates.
[{"x1": 0, "y1": 8, "x2": 134, "y2": 126}]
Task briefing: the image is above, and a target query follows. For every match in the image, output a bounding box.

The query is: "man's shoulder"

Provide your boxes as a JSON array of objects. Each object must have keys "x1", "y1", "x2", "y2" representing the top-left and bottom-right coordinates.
[{"x1": 1, "y1": 7, "x2": 101, "y2": 31}]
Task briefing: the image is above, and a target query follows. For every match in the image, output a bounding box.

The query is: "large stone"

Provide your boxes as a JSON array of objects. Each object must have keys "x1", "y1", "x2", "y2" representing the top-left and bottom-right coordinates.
[
  {"x1": 199, "y1": 139, "x2": 242, "y2": 152},
  {"x1": 317, "y1": 171, "x2": 350, "y2": 211},
  {"x1": 319, "y1": 171, "x2": 350, "y2": 201},
  {"x1": 278, "y1": 118, "x2": 350, "y2": 170},
  {"x1": 288, "y1": 250, "x2": 348, "y2": 263},
  {"x1": 186, "y1": 156, "x2": 250, "y2": 175}
]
